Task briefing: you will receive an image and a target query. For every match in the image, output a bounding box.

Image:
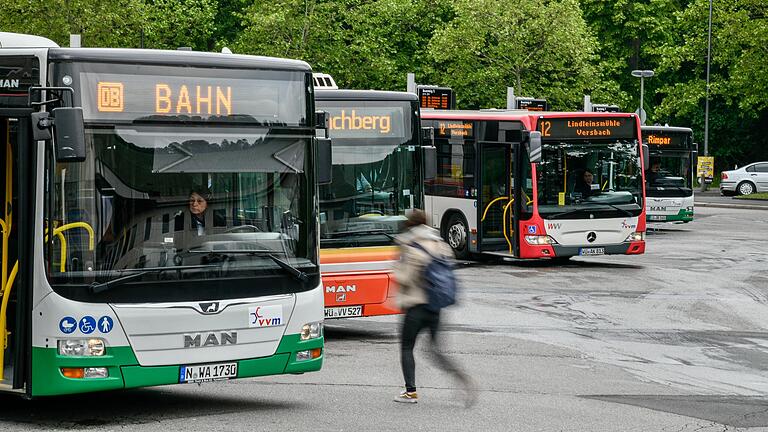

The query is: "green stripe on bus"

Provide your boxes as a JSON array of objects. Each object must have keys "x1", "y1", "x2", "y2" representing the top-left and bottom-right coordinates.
[{"x1": 31, "y1": 333, "x2": 323, "y2": 396}]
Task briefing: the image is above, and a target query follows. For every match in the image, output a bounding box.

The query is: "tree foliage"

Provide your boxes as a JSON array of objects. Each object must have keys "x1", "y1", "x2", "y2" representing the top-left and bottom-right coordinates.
[
  {"x1": 429, "y1": 0, "x2": 597, "y2": 110},
  {"x1": 0, "y1": 0, "x2": 766, "y2": 166}
]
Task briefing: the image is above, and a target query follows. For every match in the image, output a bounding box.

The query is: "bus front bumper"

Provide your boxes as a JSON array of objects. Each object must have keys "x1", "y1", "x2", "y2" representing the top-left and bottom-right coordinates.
[{"x1": 550, "y1": 241, "x2": 645, "y2": 257}]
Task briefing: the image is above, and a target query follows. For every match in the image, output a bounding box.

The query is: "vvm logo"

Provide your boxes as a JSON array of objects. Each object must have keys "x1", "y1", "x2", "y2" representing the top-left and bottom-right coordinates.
[
  {"x1": 248, "y1": 305, "x2": 283, "y2": 328},
  {"x1": 546, "y1": 223, "x2": 562, "y2": 230}
]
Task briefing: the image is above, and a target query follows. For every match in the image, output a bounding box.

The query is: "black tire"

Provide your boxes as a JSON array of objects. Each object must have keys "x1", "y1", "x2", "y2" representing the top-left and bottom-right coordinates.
[
  {"x1": 444, "y1": 213, "x2": 470, "y2": 260},
  {"x1": 737, "y1": 181, "x2": 756, "y2": 196}
]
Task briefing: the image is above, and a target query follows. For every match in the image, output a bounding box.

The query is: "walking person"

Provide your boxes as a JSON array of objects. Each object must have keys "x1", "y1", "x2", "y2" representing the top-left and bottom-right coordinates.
[{"x1": 393, "y1": 209, "x2": 475, "y2": 406}]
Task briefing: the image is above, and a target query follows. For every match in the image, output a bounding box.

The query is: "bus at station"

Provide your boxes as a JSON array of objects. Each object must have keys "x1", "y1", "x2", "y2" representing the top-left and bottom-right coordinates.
[
  {"x1": 0, "y1": 33, "x2": 329, "y2": 396},
  {"x1": 642, "y1": 125, "x2": 696, "y2": 223},
  {"x1": 315, "y1": 83, "x2": 431, "y2": 319},
  {"x1": 422, "y1": 110, "x2": 647, "y2": 260}
]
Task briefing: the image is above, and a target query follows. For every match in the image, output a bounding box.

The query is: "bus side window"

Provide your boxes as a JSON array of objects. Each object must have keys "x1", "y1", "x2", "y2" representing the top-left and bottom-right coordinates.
[
  {"x1": 162, "y1": 214, "x2": 169, "y2": 233},
  {"x1": 174, "y1": 211, "x2": 184, "y2": 231},
  {"x1": 144, "y1": 217, "x2": 152, "y2": 241}
]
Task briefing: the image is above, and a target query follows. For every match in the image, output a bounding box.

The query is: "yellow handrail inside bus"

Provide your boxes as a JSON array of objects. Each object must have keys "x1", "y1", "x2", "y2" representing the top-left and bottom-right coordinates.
[
  {"x1": 602, "y1": 180, "x2": 608, "y2": 191},
  {"x1": 0, "y1": 218, "x2": 7, "y2": 296},
  {"x1": 481, "y1": 196, "x2": 508, "y2": 222},
  {"x1": 502, "y1": 199, "x2": 515, "y2": 254},
  {"x1": 5, "y1": 121, "x2": 11, "y2": 234},
  {"x1": 45, "y1": 222, "x2": 95, "y2": 273},
  {"x1": 563, "y1": 150, "x2": 567, "y2": 195},
  {"x1": 0, "y1": 260, "x2": 18, "y2": 379}
]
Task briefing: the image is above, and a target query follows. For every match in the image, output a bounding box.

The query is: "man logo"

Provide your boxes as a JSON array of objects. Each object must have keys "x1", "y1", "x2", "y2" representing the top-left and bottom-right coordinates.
[
  {"x1": 183, "y1": 331, "x2": 237, "y2": 348},
  {"x1": 587, "y1": 232, "x2": 597, "y2": 243},
  {"x1": 199, "y1": 302, "x2": 220, "y2": 314}
]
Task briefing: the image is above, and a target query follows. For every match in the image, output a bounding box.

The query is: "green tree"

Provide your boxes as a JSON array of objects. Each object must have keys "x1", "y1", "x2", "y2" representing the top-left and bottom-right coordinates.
[
  {"x1": 0, "y1": 0, "x2": 147, "y2": 48},
  {"x1": 655, "y1": 0, "x2": 768, "y2": 169},
  {"x1": 428, "y1": 0, "x2": 598, "y2": 110},
  {"x1": 579, "y1": 0, "x2": 687, "y2": 115},
  {"x1": 143, "y1": 0, "x2": 218, "y2": 50}
]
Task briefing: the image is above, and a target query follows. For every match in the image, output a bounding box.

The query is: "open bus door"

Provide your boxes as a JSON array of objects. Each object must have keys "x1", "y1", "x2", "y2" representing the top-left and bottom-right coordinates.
[
  {"x1": 476, "y1": 141, "x2": 516, "y2": 254},
  {"x1": 0, "y1": 113, "x2": 33, "y2": 395}
]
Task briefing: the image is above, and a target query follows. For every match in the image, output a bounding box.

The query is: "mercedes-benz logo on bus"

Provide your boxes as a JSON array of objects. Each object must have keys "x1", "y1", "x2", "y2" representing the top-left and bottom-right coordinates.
[
  {"x1": 199, "y1": 302, "x2": 220, "y2": 314},
  {"x1": 586, "y1": 232, "x2": 597, "y2": 243}
]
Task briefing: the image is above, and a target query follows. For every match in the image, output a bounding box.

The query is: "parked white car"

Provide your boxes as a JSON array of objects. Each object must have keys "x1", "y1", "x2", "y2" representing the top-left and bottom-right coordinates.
[{"x1": 720, "y1": 162, "x2": 768, "y2": 195}]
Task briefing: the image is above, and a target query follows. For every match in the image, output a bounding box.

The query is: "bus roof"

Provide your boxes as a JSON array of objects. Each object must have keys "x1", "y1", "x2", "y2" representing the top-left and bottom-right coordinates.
[
  {"x1": 0, "y1": 32, "x2": 58, "y2": 48},
  {"x1": 641, "y1": 125, "x2": 693, "y2": 134},
  {"x1": 47, "y1": 48, "x2": 312, "y2": 72},
  {"x1": 315, "y1": 89, "x2": 418, "y2": 102}
]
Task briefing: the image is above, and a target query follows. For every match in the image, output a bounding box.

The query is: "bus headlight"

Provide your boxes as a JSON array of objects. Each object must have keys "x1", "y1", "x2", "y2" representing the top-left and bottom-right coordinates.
[
  {"x1": 524, "y1": 235, "x2": 557, "y2": 245},
  {"x1": 58, "y1": 339, "x2": 105, "y2": 357},
  {"x1": 625, "y1": 232, "x2": 645, "y2": 242},
  {"x1": 300, "y1": 322, "x2": 323, "y2": 340}
]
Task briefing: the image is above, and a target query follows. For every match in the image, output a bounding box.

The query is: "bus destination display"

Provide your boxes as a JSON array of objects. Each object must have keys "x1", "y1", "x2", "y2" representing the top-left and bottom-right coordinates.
[
  {"x1": 539, "y1": 117, "x2": 636, "y2": 139},
  {"x1": 418, "y1": 86, "x2": 454, "y2": 110},
  {"x1": 645, "y1": 132, "x2": 686, "y2": 148},
  {"x1": 80, "y1": 72, "x2": 286, "y2": 122},
  {"x1": 324, "y1": 107, "x2": 406, "y2": 139}
]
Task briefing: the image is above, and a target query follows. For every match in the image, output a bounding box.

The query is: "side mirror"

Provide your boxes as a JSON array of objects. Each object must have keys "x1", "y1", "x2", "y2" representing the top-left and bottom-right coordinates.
[
  {"x1": 421, "y1": 126, "x2": 434, "y2": 145},
  {"x1": 422, "y1": 146, "x2": 436, "y2": 181},
  {"x1": 642, "y1": 144, "x2": 650, "y2": 170},
  {"x1": 52, "y1": 107, "x2": 86, "y2": 162},
  {"x1": 316, "y1": 137, "x2": 333, "y2": 185},
  {"x1": 528, "y1": 130, "x2": 542, "y2": 163}
]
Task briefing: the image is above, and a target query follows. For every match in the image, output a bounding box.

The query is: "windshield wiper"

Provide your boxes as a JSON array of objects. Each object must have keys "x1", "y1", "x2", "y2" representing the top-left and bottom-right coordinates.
[
  {"x1": 89, "y1": 264, "x2": 222, "y2": 294},
  {"x1": 579, "y1": 200, "x2": 634, "y2": 217},
  {"x1": 325, "y1": 229, "x2": 396, "y2": 241},
  {"x1": 188, "y1": 249, "x2": 309, "y2": 282},
  {"x1": 547, "y1": 202, "x2": 634, "y2": 220}
]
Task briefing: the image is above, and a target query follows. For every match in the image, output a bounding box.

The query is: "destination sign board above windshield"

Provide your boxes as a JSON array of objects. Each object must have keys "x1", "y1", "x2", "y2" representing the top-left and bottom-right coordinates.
[{"x1": 538, "y1": 116, "x2": 636, "y2": 140}]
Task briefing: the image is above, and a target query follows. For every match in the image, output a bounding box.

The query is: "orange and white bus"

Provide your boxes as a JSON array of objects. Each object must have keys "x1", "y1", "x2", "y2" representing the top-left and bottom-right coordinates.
[{"x1": 315, "y1": 87, "x2": 431, "y2": 319}]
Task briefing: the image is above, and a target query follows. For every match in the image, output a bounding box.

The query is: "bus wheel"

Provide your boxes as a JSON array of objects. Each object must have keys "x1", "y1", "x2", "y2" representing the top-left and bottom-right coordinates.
[{"x1": 445, "y1": 213, "x2": 470, "y2": 259}]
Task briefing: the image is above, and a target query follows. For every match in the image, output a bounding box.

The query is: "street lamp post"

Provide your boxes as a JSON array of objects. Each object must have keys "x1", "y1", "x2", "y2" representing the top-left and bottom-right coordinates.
[{"x1": 631, "y1": 69, "x2": 654, "y2": 125}]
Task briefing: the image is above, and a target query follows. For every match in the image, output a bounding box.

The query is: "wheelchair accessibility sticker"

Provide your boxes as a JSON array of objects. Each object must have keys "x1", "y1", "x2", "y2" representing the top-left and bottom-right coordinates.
[{"x1": 79, "y1": 316, "x2": 97, "y2": 334}]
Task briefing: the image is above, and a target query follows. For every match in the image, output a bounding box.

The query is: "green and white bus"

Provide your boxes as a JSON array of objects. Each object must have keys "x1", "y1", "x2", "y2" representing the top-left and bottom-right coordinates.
[
  {"x1": 642, "y1": 125, "x2": 696, "y2": 223},
  {"x1": 0, "y1": 33, "x2": 329, "y2": 397}
]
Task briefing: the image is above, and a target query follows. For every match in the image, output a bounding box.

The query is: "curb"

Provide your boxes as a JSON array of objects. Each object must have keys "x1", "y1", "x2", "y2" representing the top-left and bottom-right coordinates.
[{"x1": 695, "y1": 201, "x2": 768, "y2": 211}]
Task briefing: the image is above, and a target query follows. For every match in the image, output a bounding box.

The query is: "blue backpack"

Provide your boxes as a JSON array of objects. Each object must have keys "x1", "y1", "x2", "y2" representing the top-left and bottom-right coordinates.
[{"x1": 411, "y1": 242, "x2": 458, "y2": 312}]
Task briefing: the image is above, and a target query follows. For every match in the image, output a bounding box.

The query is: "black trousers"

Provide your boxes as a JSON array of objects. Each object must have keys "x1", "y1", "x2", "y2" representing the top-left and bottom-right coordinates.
[{"x1": 400, "y1": 304, "x2": 467, "y2": 392}]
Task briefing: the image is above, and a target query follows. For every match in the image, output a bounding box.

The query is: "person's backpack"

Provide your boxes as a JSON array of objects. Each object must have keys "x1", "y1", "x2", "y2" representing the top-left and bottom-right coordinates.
[{"x1": 411, "y1": 242, "x2": 457, "y2": 312}]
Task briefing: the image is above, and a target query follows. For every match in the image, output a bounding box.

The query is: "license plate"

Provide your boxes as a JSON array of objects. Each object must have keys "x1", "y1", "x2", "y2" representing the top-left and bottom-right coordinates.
[
  {"x1": 579, "y1": 247, "x2": 605, "y2": 256},
  {"x1": 179, "y1": 362, "x2": 238, "y2": 383},
  {"x1": 324, "y1": 306, "x2": 363, "y2": 319},
  {"x1": 649, "y1": 215, "x2": 666, "y2": 221}
]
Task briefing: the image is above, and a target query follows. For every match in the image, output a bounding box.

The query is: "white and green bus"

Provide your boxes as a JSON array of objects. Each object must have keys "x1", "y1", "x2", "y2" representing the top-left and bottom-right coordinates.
[
  {"x1": 0, "y1": 33, "x2": 330, "y2": 397},
  {"x1": 642, "y1": 125, "x2": 696, "y2": 223}
]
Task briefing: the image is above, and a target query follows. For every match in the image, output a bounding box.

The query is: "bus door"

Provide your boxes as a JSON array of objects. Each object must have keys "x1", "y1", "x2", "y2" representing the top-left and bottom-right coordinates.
[
  {"x1": 476, "y1": 142, "x2": 514, "y2": 253},
  {"x1": 0, "y1": 113, "x2": 33, "y2": 393}
]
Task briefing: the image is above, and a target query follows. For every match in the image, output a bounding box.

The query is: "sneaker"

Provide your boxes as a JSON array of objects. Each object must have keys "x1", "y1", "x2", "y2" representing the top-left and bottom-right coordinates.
[{"x1": 393, "y1": 391, "x2": 418, "y2": 403}]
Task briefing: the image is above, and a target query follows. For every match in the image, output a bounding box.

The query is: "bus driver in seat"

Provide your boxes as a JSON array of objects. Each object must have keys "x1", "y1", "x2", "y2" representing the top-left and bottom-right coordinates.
[
  {"x1": 188, "y1": 188, "x2": 224, "y2": 235},
  {"x1": 573, "y1": 169, "x2": 599, "y2": 198}
]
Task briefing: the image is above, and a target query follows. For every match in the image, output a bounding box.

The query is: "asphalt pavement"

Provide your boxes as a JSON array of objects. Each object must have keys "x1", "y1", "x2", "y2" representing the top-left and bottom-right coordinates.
[{"x1": 1, "y1": 205, "x2": 768, "y2": 431}]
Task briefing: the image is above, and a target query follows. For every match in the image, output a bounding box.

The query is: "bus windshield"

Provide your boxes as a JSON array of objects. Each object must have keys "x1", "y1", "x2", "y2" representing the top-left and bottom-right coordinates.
[
  {"x1": 537, "y1": 139, "x2": 643, "y2": 219},
  {"x1": 646, "y1": 152, "x2": 693, "y2": 195},
  {"x1": 317, "y1": 100, "x2": 419, "y2": 247},
  {"x1": 47, "y1": 124, "x2": 317, "y2": 301}
]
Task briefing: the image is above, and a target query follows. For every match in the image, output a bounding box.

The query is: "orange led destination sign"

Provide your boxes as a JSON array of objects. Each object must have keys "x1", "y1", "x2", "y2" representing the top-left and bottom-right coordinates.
[
  {"x1": 81, "y1": 72, "x2": 283, "y2": 122},
  {"x1": 324, "y1": 107, "x2": 406, "y2": 139},
  {"x1": 436, "y1": 121, "x2": 474, "y2": 138},
  {"x1": 644, "y1": 132, "x2": 686, "y2": 148},
  {"x1": 539, "y1": 117, "x2": 635, "y2": 140}
]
